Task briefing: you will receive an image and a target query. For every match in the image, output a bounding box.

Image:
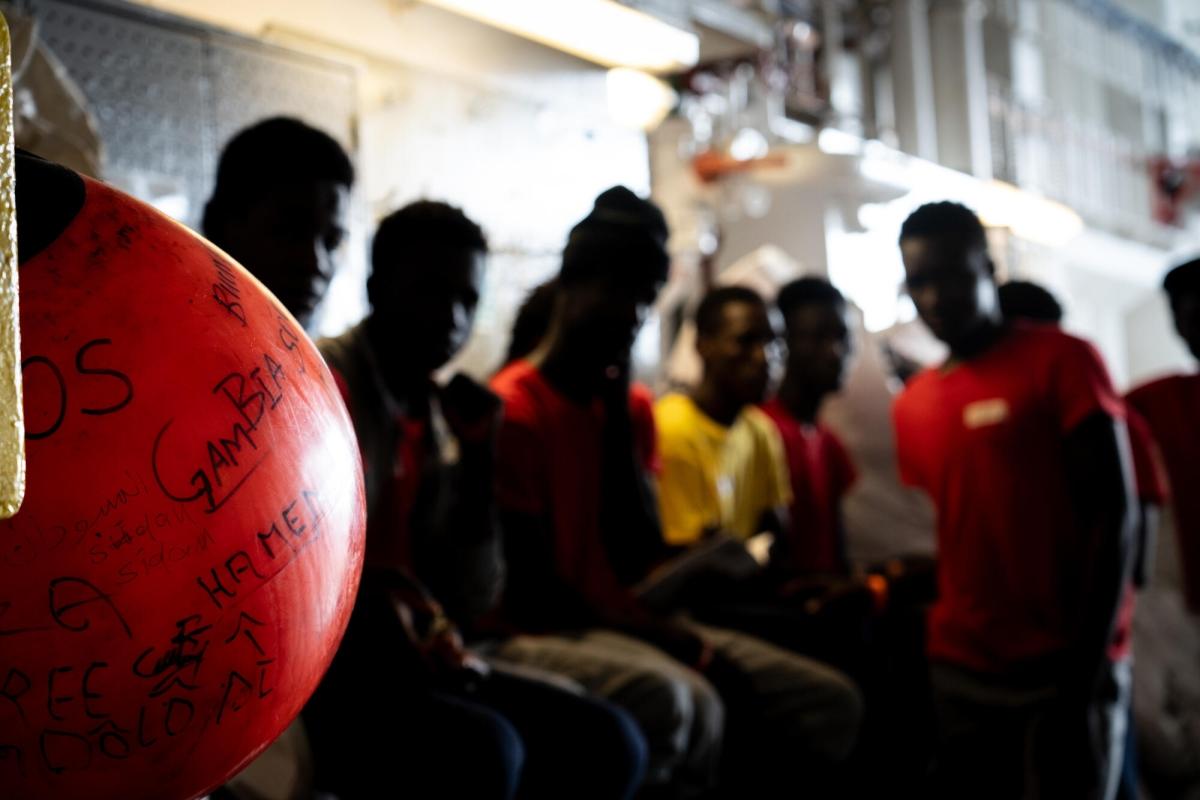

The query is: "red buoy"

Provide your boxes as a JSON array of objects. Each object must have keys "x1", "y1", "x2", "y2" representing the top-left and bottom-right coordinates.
[{"x1": 1, "y1": 164, "x2": 365, "y2": 800}]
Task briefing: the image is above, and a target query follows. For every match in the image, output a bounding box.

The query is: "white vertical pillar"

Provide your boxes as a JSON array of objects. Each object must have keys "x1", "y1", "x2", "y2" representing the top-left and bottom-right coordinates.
[
  {"x1": 929, "y1": 0, "x2": 993, "y2": 178},
  {"x1": 890, "y1": 0, "x2": 939, "y2": 161},
  {"x1": 823, "y1": 0, "x2": 863, "y2": 132}
]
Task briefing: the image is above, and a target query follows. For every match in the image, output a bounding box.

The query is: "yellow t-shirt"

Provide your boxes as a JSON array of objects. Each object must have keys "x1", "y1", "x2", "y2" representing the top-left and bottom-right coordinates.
[{"x1": 654, "y1": 393, "x2": 791, "y2": 546}]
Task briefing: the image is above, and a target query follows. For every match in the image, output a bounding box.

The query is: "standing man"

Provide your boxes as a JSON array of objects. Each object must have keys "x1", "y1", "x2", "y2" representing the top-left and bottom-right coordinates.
[{"x1": 892, "y1": 202, "x2": 1136, "y2": 799}]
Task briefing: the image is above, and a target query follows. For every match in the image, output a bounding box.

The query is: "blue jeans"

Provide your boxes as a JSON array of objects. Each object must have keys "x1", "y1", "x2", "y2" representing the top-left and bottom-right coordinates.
[{"x1": 305, "y1": 667, "x2": 646, "y2": 799}]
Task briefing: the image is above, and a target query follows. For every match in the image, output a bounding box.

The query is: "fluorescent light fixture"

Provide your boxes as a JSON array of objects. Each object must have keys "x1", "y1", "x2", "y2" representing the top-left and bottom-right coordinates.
[
  {"x1": 858, "y1": 148, "x2": 1085, "y2": 248},
  {"x1": 817, "y1": 127, "x2": 862, "y2": 155},
  {"x1": 981, "y1": 180, "x2": 1084, "y2": 248},
  {"x1": 841, "y1": 151, "x2": 1087, "y2": 331},
  {"x1": 769, "y1": 116, "x2": 816, "y2": 144},
  {"x1": 423, "y1": 0, "x2": 699, "y2": 72},
  {"x1": 606, "y1": 68, "x2": 677, "y2": 130}
]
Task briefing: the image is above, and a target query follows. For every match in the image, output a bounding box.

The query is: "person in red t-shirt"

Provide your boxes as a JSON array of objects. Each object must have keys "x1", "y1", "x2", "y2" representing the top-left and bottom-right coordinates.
[
  {"x1": 1127, "y1": 258, "x2": 1200, "y2": 612},
  {"x1": 892, "y1": 202, "x2": 1136, "y2": 800},
  {"x1": 501, "y1": 276, "x2": 664, "y2": 585},
  {"x1": 491, "y1": 187, "x2": 862, "y2": 797},
  {"x1": 1124, "y1": 259, "x2": 1200, "y2": 798},
  {"x1": 763, "y1": 277, "x2": 858, "y2": 576}
]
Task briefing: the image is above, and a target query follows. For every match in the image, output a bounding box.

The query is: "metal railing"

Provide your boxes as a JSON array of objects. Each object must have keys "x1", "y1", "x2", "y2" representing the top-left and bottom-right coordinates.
[
  {"x1": 979, "y1": 0, "x2": 1197, "y2": 244},
  {"x1": 987, "y1": 80, "x2": 1162, "y2": 243}
]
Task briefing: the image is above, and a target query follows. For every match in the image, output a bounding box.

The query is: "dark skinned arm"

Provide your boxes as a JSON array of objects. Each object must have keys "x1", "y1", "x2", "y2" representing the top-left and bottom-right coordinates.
[
  {"x1": 499, "y1": 509, "x2": 600, "y2": 631},
  {"x1": 425, "y1": 374, "x2": 505, "y2": 622},
  {"x1": 599, "y1": 368, "x2": 667, "y2": 585},
  {"x1": 500, "y1": 508, "x2": 710, "y2": 666},
  {"x1": 1063, "y1": 411, "x2": 1136, "y2": 694}
]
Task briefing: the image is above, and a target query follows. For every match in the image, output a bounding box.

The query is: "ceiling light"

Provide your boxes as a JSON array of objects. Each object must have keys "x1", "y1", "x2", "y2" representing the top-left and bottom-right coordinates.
[
  {"x1": 422, "y1": 0, "x2": 699, "y2": 73},
  {"x1": 606, "y1": 68, "x2": 677, "y2": 130},
  {"x1": 981, "y1": 181, "x2": 1084, "y2": 248}
]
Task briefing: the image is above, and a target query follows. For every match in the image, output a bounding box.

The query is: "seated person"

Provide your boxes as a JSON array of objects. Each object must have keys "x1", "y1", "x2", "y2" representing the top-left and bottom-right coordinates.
[
  {"x1": 203, "y1": 116, "x2": 351, "y2": 335},
  {"x1": 761, "y1": 278, "x2": 857, "y2": 577},
  {"x1": 760, "y1": 278, "x2": 931, "y2": 797},
  {"x1": 655, "y1": 286, "x2": 790, "y2": 558},
  {"x1": 304, "y1": 201, "x2": 647, "y2": 800},
  {"x1": 490, "y1": 187, "x2": 863, "y2": 798},
  {"x1": 503, "y1": 276, "x2": 661, "y2": 585},
  {"x1": 505, "y1": 277, "x2": 559, "y2": 365}
]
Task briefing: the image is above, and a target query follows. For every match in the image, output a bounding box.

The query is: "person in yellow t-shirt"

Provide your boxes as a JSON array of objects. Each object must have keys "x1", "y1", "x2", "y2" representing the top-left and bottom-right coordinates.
[{"x1": 656, "y1": 286, "x2": 791, "y2": 550}]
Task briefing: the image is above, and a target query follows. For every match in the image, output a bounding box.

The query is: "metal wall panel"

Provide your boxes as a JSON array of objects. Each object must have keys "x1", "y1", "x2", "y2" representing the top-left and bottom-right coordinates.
[{"x1": 33, "y1": 0, "x2": 357, "y2": 227}]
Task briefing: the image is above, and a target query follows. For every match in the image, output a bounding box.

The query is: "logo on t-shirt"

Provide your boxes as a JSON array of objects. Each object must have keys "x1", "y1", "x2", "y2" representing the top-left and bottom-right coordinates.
[{"x1": 963, "y1": 398, "x2": 1010, "y2": 429}]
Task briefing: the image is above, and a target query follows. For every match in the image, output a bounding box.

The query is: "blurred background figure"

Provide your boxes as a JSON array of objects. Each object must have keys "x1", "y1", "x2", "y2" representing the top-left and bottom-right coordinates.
[
  {"x1": 1126, "y1": 258, "x2": 1200, "y2": 800},
  {"x1": 997, "y1": 280, "x2": 1065, "y2": 324},
  {"x1": 1128, "y1": 259, "x2": 1200, "y2": 613},
  {"x1": 999, "y1": 277, "x2": 1168, "y2": 800}
]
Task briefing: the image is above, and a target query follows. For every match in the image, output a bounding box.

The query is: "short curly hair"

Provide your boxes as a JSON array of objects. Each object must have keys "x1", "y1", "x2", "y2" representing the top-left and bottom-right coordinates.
[
  {"x1": 695, "y1": 286, "x2": 766, "y2": 338},
  {"x1": 899, "y1": 201, "x2": 987, "y2": 248},
  {"x1": 1164, "y1": 257, "x2": 1200, "y2": 303},
  {"x1": 368, "y1": 200, "x2": 487, "y2": 307},
  {"x1": 203, "y1": 117, "x2": 353, "y2": 239}
]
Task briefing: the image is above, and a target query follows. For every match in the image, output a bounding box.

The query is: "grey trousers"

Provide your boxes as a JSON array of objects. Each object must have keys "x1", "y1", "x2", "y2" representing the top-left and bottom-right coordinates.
[
  {"x1": 492, "y1": 623, "x2": 863, "y2": 796},
  {"x1": 931, "y1": 658, "x2": 1132, "y2": 800}
]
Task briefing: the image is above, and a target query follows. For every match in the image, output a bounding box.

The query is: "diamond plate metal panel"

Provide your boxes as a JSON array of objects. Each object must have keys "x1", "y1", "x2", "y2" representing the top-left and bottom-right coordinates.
[
  {"x1": 37, "y1": 0, "x2": 213, "y2": 220},
  {"x1": 31, "y1": 0, "x2": 357, "y2": 228},
  {"x1": 208, "y1": 37, "x2": 356, "y2": 157}
]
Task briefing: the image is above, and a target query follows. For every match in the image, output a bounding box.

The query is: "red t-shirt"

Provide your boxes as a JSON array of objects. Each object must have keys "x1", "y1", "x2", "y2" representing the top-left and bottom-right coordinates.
[
  {"x1": 490, "y1": 361, "x2": 656, "y2": 626},
  {"x1": 1127, "y1": 408, "x2": 1168, "y2": 505},
  {"x1": 630, "y1": 382, "x2": 661, "y2": 475},
  {"x1": 760, "y1": 399, "x2": 857, "y2": 574},
  {"x1": 893, "y1": 324, "x2": 1127, "y2": 675},
  {"x1": 1127, "y1": 373, "x2": 1200, "y2": 610}
]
